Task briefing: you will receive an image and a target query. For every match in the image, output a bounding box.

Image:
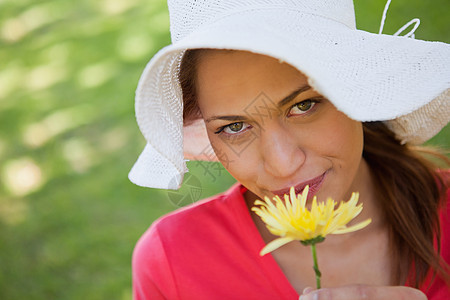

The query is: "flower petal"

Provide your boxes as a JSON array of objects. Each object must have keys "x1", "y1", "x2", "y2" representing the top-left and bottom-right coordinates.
[
  {"x1": 253, "y1": 184, "x2": 371, "y2": 256},
  {"x1": 260, "y1": 237, "x2": 294, "y2": 256},
  {"x1": 332, "y1": 218, "x2": 372, "y2": 234}
]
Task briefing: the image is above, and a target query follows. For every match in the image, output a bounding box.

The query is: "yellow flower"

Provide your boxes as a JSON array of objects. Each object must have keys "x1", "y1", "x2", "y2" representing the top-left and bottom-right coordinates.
[{"x1": 252, "y1": 185, "x2": 372, "y2": 256}]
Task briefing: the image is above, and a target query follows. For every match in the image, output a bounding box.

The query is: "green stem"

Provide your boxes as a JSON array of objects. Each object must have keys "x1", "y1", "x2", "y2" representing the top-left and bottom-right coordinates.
[{"x1": 311, "y1": 243, "x2": 321, "y2": 289}]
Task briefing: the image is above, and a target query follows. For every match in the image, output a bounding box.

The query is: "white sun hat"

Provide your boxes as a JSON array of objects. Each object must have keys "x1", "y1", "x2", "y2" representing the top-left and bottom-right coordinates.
[{"x1": 129, "y1": 0, "x2": 450, "y2": 189}]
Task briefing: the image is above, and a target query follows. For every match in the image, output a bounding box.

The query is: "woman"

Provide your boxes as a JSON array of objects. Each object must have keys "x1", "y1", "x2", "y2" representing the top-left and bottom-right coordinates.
[{"x1": 129, "y1": 1, "x2": 450, "y2": 299}]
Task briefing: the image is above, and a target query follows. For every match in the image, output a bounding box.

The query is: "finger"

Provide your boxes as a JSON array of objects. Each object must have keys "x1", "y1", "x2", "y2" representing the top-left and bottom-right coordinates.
[
  {"x1": 302, "y1": 287, "x2": 315, "y2": 295},
  {"x1": 299, "y1": 285, "x2": 427, "y2": 300}
]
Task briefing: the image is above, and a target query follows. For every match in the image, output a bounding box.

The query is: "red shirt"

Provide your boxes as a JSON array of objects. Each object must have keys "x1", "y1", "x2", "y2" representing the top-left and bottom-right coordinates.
[{"x1": 132, "y1": 183, "x2": 450, "y2": 299}]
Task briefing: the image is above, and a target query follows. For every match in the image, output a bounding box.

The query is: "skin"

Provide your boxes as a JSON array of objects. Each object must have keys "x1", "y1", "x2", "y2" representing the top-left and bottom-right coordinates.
[{"x1": 194, "y1": 50, "x2": 426, "y2": 300}]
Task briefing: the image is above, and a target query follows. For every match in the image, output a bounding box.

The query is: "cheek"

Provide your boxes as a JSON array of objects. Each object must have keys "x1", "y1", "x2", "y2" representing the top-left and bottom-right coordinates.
[
  {"x1": 299, "y1": 106, "x2": 363, "y2": 164},
  {"x1": 320, "y1": 113, "x2": 363, "y2": 166},
  {"x1": 207, "y1": 132, "x2": 258, "y2": 185}
]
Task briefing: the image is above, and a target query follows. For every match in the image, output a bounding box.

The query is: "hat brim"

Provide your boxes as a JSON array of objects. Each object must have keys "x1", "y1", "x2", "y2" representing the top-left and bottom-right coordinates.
[{"x1": 130, "y1": 8, "x2": 450, "y2": 189}]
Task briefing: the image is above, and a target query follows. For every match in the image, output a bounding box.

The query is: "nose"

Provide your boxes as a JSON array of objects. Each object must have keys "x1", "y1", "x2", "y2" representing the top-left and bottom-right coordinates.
[{"x1": 260, "y1": 123, "x2": 305, "y2": 178}]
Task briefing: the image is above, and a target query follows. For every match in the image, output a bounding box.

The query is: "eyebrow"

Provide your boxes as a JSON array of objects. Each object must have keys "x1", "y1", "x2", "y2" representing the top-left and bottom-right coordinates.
[
  {"x1": 278, "y1": 84, "x2": 311, "y2": 107},
  {"x1": 204, "y1": 84, "x2": 311, "y2": 123}
]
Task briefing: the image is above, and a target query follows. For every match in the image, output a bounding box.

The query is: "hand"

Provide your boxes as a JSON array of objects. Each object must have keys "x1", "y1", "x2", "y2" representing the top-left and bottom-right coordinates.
[{"x1": 299, "y1": 285, "x2": 427, "y2": 300}]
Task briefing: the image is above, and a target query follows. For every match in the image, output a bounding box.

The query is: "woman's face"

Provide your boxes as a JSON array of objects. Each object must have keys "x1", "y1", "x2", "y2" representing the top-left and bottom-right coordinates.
[{"x1": 195, "y1": 50, "x2": 365, "y2": 202}]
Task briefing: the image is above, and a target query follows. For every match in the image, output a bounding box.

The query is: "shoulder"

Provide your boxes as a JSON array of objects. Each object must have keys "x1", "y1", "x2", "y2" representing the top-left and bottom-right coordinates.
[
  {"x1": 133, "y1": 182, "x2": 244, "y2": 269},
  {"x1": 437, "y1": 169, "x2": 449, "y2": 268},
  {"x1": 132, "y1": 185, "x2": 248, "y2": 299},
  {"x1": 132, "y1": 183, "x2": 245, "y2": 298},
  {"x1": 152, "y1": 183, "x2": 244, "y2": 237},
  {"x1": 426, "y1": 170, "x2": 450, "y2": 300}
]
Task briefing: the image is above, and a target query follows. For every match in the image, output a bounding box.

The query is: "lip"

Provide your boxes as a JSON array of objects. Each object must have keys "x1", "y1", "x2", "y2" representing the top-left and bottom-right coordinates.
[{"x1": 270, "y1": 172, "x2": 327, "y2": 199}]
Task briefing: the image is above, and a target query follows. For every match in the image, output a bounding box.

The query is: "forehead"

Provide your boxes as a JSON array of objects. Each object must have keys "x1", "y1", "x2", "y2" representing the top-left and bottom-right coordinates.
[{"x1": 195, "y1": 50, "x2": 308, "y2": 112}]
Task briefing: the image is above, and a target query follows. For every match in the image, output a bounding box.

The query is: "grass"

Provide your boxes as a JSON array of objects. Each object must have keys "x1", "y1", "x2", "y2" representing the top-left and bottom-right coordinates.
[{"x1": 0, "y1": 0, "x2": 448, "y2": 299}]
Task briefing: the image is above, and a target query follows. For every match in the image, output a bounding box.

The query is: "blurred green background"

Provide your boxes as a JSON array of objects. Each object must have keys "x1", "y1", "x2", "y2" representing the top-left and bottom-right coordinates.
[{"x1": 0, "y1": 0, "x2": 448, "y2": 299}]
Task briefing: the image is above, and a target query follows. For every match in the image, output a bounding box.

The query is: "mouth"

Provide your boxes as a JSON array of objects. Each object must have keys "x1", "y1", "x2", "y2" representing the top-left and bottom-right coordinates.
[{"x1": 270, "y1": 172, "x2": 327, "y2": 199}]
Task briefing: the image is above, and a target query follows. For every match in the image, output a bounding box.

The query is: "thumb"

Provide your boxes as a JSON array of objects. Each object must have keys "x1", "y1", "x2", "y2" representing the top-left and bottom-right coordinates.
[{"x1": 299, "y1": 286, "x2": 315, "y2": 299}]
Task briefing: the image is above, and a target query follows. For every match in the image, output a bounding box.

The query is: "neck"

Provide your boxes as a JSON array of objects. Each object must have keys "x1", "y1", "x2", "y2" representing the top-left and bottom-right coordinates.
[{"x1": 351, "y1": 158, "x2": 385, "y2": 227}]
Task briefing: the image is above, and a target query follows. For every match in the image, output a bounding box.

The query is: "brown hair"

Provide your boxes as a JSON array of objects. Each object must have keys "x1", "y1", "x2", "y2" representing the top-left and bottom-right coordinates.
[
  {"x1": 362, "y1": 122, "x2": 449, "y2": 287},
  {"x1": 179, "y1": 49, "x2": 450, "y2": 287},
  {"x1": 179, "y1": 49, "x2": 203, "y2": 125}
]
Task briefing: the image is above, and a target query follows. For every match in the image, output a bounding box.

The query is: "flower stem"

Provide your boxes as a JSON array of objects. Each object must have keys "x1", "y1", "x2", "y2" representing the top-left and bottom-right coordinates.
[{"x1": 311, "y1": 243, "x2": 321, "y2": 289}]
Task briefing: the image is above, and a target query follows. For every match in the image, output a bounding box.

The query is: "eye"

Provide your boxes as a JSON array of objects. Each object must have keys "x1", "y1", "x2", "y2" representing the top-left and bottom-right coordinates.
[
  {"x1": 215, "y1": 122, "x2": 251, "y2": 135},
  {"x1": 288, "y1": 99, "x2": 317, "y2": 116}
]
